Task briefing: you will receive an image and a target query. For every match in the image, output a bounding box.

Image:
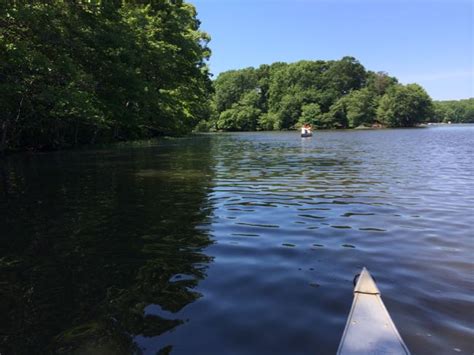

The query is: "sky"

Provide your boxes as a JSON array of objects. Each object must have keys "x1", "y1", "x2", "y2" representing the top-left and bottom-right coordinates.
[{"x1": 193, "y1": 0, "x2": 473, "y2": 100}]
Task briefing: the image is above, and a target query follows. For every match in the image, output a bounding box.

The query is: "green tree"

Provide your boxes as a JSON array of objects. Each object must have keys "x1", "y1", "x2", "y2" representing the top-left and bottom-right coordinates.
[
  {"x1": 432, "y1": 98, "x2": 474, "y2": 123},
  {"x1": 210, "y1": 57, "x2": 433, "y2": 131},
  {"x1": 377, "y1": 84, "x2": 433, "y2": 127},
  {"x1": 344, "y1": 88, "x2": 377, "y2": 128},
  {"x1": 299, "y1": 103, "x2": 322, "y2": 127},
  {"x1": 213, "y1": 68, "x2": 258, "y2": 112},
  {"x1": 0, "y1": 0, "x2": 212, "y2": 152},
  {"x1": 326, "y1": 99, "x2": 349, "y2": 128},
  {"x1": 366, "y1": 71, "x2": 398, "y2": 96},
  {"x1": 217, "y1": 90, "x2": 261, "y2": 131},
  {"x1": 325, "y1": 56, "x2": 367, "y2": 96}
]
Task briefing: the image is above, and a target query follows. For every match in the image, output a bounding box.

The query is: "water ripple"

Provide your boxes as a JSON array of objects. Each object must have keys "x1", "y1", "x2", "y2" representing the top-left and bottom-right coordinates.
[{"x1": 174, "y1": 128, "x2": 474, "y2": 355}]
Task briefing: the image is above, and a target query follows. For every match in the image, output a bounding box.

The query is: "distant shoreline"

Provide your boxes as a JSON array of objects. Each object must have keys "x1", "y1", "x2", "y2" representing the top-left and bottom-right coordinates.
[{"x1": 198, "y1": 122, "x2": 473, "y2": 134}]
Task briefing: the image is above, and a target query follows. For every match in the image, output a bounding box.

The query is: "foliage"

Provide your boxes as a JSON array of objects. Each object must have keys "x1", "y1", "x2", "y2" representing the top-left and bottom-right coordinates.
[
  {"x1": 343, "y1": 88, "x2": 377, "y2": 128},
  {"x1": 213, "y1": 68, "x2": 258, "y2": 112},
  {"x1": 299, "y1": 103, "x2": 322, "y2": 127},
  {"x1": 0, "y1": 1, "x2": 212, "y2": 152},
  {"x1": 432, "y1": 98, "x2": 474, "y2": 123},
  {"x1": 366, "y1": 71, "x2": 398, "y2": 96},
  {"x1": 216, "y1": 90, "x2": 261, "y2": 131},
  {"x1": 324, "y1": 98, "x2": 348, "y2": 128},
  {"x1": 207, "y1": 57, "x2": 433, "y2": 131},
  {"x1": 377, "y1": 84, "x2": 433, "y2": 127}
]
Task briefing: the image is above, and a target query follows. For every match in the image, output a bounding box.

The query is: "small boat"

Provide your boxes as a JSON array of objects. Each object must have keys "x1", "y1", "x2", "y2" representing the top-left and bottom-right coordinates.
[
  {"x1": 301, "y1": 132, "x2": 313, "y2": 138},
  {"x1": 337, "y1": 268, "x2": 411, "y2": 355}
]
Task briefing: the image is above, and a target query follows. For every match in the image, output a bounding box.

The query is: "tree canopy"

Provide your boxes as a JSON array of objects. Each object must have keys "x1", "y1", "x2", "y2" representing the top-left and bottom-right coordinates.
[
  {"x1": 208, "y1": 58, "x2": 438, "y2": 131},
  {"x1": 2, "y1": 2, "x2": 470, "y2": 151},
  {"x1": 377, "y1": 84, "x2": 433, "y2": 127},
  {"x1": 432, "y1": 98, "x2": 474, "y2": 123},
  {"x1": 0, "y1": 0, "x2": 212, "y2": 152}
]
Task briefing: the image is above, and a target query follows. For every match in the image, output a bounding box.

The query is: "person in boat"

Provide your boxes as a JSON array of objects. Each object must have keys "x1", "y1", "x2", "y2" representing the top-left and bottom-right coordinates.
[{"x1": 301, "y1": 123, "x2": 312, "y2": 135}]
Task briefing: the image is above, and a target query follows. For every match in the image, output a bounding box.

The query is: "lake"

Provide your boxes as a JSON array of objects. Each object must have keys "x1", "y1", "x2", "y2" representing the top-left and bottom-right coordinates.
[{"x1": 1, "y1": 126, "x2": 473, "y2": 354}]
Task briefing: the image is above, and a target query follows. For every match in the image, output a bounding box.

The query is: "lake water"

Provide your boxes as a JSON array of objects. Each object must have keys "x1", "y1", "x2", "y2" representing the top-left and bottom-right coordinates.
[{"x1": 1, "y1": 126, "x2": 473, "y2": 354}]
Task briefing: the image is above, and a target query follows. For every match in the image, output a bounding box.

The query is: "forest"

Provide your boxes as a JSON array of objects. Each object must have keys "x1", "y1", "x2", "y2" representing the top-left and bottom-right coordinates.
[
  {"x1": 0, "y1": 1, "x2": 212, "y2": 153},
  {"x1": 432, "y1": 98, "x2": 474, "y2": 123},
  {"x1": 203, "y1": 58, "x2": 435, "y2": 132},
  {"x1": 1, "y1": 1, "x2": 472, "y2": 152}
]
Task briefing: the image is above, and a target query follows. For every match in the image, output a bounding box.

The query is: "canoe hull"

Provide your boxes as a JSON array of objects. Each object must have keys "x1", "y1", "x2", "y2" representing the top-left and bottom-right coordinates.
[{"x1": 337, "y1": 268, "x2": 410, "y2": 355}]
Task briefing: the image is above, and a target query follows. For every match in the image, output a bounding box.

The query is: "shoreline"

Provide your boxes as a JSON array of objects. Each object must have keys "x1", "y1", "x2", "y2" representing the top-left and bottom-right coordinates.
[
  {"x1": 201, "y1": 122, "x2": 472, "y2": 134},
  {"x1": 4, "y1": 123, "x2": 471, "y2": 156}
]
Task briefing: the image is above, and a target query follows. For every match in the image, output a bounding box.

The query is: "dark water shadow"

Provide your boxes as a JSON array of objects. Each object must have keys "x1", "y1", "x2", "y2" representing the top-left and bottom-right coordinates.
[{"x1": 0, "y1": 137, "x2": 215, "y2": 354}]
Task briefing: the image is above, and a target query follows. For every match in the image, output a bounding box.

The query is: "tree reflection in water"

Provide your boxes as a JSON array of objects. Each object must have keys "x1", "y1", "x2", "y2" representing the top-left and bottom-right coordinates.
[{"x1": 0, "y1": 137, "x2": 215, "y2": 354}]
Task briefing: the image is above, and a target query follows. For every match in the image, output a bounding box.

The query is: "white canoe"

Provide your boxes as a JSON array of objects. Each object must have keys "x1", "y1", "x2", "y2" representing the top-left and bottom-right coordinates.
[{"x1": 337, "y1": 267, "x2": 411, "y2": 355}]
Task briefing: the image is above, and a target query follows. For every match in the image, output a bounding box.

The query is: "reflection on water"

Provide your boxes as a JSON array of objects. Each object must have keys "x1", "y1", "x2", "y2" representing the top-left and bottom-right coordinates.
[
  {"x1": 0, "y1": 138, "x2": 215, "y2": 354},
  {"x1": 1, "y1": 126, "x2": 474, "y2": 354}
]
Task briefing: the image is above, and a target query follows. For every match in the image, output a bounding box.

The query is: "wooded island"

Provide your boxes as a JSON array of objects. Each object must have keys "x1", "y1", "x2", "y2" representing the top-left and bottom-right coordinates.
[{"x1": 204, "y1": 59, "x2": 474, "y2": 132}]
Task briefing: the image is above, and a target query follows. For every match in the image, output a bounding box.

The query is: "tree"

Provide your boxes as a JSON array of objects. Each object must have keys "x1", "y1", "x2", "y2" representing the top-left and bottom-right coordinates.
[
  {"x1": 325, "y1": 56, "x2": 367, "y2": 96},
  {"x1": 213, "y1": 68, "x2": 258, "y2": 112},
  {"x1": 344, "y1": 88, "x2": 377, "y2": 128},
  {"x1": 326, "y1": 99, "x2": 349, "y2": 128},
  {"x1": 209, "y1": 57, "x2": 433, "y2": 131},
  {"x1": 0, "y1": 0, "x2": 212, "y2": 152},
  {"x1": 377, "y1": 84, "x2": 433, "y2": 127},
  {"x1": 258, "y1": 112, "x2": 280, "y2": 131},
  {"x1": 366, "y1": 71, "x2": 398, "y2": 96},
  {"x1": 432, "y1": 99, "x2": 474, "y2": 123},
  {"x1": 299, "y1": 103, "x2": 322, "y2": 127},
  {"x1": 216, "y1": 90, "x2": 261, "y2": 131}
]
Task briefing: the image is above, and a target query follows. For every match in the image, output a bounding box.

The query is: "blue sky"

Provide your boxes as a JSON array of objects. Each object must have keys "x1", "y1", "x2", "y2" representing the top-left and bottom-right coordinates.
[{"x1": 193, "y1": 0, "x2": 473, "y2": 100}]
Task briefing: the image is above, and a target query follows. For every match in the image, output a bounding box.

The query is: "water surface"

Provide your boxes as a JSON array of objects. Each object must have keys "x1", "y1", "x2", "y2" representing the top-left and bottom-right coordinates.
[{"x1": 1, "y1": 126, "x2": 473, "y2": 354}]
